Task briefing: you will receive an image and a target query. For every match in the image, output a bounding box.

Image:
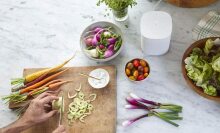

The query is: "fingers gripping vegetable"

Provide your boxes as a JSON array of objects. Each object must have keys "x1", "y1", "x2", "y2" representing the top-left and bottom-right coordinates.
[
  {"x1": 11, "y1": 55, "x2": 75, "y2": 88},
  {"x1": 52, "y1": 97, "x2": 64, "y2": 112}
]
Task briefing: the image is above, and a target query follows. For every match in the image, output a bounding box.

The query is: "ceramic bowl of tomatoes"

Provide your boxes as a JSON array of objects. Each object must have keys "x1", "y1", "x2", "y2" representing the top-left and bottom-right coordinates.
[{"x1": 125, "y1": 58, "x2": 150, "y2": 81}]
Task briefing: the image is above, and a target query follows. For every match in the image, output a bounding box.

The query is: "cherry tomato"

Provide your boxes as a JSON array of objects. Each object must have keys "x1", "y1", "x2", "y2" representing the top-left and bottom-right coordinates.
[
  {"x1": 133, "y1": 59, "x2": 140, "y2": 68},
  {"x1": 138, "y1": 66, "x2": 144, "y2": 72},
  {"x1": 127, "y1": 63, "x2": 134, "y2": 70},
  {"x1": 140, "y1": 60, "x2": 147, "y2": 67},
  {"x1": 133, "y1": 70, "x2": 139, "y2": 78},
  {"x1": 125, "y1": 69, "x2": 131, "y2": 76},
  {"x1": 137, "y1": 75, "x2": 145, "y2": 81},
  {"x1": 129, "y1": 76, "x2": 136, "y2": 81},
  {"x1": 144, "y1": 67, "x2": 149, "y2": 73},
  {"x1": 144, "y1": 73, "x2": 149, "y2": 78}
]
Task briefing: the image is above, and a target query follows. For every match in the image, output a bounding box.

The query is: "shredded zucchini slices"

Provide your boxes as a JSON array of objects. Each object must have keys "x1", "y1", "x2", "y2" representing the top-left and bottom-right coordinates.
[{"x1": 68, "y1": 84, "x2": 97, "y2": 125}]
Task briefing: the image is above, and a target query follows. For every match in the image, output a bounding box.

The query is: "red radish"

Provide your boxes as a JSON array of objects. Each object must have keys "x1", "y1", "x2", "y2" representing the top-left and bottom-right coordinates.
[
  {"x1": 85, "y1": 38, "x2": 93, "y2": 46},
  {"x1": 99, "y1": 45, "x2": 105, "y2": 49}
]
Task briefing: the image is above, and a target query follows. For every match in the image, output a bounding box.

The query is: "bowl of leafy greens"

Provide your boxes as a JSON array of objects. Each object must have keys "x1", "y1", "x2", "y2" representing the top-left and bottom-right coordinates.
[{"x1": 182, "y1": 37, "x2": 220, "y2": 102}]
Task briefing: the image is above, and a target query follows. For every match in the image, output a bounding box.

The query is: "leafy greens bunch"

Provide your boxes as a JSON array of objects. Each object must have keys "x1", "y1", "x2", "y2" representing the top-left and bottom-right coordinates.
[
  {"x1": 97, "y1": 0, "x2": 137, "y2": 11},
  {"x1": 185, "y1": 38, "x2": 220, "y2": 96}
]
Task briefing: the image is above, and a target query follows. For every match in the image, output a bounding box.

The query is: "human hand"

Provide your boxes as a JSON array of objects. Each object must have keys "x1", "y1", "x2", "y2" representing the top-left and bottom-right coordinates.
[
  {"x1": 52, "y1": 125, "x2": 66, "y2": 133},
  {"x1": 20, "y1": 92, "x2": 59, "y2": 126}
]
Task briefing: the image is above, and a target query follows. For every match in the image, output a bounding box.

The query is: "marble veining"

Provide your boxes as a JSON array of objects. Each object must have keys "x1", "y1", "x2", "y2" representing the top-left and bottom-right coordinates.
[{"x1": 0, "y1": 0, "x2": 220, "y2": 133}]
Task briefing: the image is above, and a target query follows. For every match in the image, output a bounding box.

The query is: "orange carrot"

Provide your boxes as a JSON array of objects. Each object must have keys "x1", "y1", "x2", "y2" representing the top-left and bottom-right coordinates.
[
  {"x1": 48, "y1": 81, "x2": 70, "y2": 91},
  {"x1": 20, "y1": 68, "x2": 69, "y2": 94},
  {"x1": 29, "y1": 79, "x2": 63, "y2": 91},
  {"x1": 28, "y1": 80, "x2": 71, "y2": 97}
]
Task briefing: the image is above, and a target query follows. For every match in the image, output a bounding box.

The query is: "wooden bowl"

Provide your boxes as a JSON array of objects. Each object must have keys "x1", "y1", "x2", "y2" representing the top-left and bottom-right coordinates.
[
  {"x1": 166, "y1": 0, "x2": 218, "y2": 8},
  {"x1": 182, "y1": 37, "x2": 220, "y2": 102}
]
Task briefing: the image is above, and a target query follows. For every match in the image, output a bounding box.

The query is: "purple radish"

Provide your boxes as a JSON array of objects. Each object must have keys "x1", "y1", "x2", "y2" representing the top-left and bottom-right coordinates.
[
  {"x1": 91, "y1": 36, "x2": 98, "y2": 46},
  {"x1": 96, "y1": 34, "x2": 101, "y2": 42},
  {"x1": 104, "y1": 49, "x2": 114, "y2": 58},
  {"x1": 108, "y1": 44, "x2": 114, "y2": 51},
  {"x1": 93, "y1": 27, "x2": 103, "y2": 34},
  {"x1": 107, "y1": 38, "x2": 116, "y2": 45}
]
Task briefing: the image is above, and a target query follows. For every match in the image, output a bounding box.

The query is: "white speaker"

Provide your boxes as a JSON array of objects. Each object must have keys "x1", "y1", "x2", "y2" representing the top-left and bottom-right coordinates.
[{"x1": 140, "y1": 11, "x2": 172, "y2": 55}]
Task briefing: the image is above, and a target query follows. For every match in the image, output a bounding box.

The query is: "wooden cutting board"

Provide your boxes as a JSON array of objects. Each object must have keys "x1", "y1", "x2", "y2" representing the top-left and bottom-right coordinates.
[{"x1": 20, "y1": 65, "x2": 116, "y2": 133}]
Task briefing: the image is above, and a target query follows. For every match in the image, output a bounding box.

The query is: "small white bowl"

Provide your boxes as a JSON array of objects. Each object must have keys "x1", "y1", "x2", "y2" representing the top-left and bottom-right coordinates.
[
  {"x1": 80, "y1": 21, "x2": 124, "y2": 62},
  {"x1": 88, "y1": 68, "x2": 110, "y2": 89}
]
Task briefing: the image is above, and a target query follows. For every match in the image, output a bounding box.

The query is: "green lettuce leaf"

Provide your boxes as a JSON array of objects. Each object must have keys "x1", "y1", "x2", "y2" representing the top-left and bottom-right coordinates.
[
  {"x1": 184, "y1": 55, "x2": 206, "y2": 69},
  {"x1": 204, "y1": 39, "x2": 214, "y2": 55},
  {"x1": 212, "y1": 57, "x2": 220, "y2": 72},
  {"x1": 196, "y1": 63, "x2": 213, "y2": 85},
  {"x1": 185, "y1": 65, "x2": 201, "y2": 82},
  {"x1": 199, "y1": 82, "x2": 217, "y2": 96},
  {"x1": 191, "y1": 48, "x2": 203, "y2": 56}
]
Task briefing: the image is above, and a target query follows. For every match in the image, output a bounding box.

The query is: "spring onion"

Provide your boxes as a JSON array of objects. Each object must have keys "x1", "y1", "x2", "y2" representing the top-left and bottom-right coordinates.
[{"x1": 124, "y1": 93, "x2": 183, "y2": 127}]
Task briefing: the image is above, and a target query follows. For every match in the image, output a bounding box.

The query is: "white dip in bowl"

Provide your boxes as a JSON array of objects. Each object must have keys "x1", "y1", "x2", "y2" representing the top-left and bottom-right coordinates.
[{"x1": 88, "y1": 68, "x2": 110, "y2": 89}]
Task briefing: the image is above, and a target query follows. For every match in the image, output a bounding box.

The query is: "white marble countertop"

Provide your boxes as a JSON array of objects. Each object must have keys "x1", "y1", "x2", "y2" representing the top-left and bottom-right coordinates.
[{"x1": 1, "y1": 0, "x2": 220, "y2": 132}]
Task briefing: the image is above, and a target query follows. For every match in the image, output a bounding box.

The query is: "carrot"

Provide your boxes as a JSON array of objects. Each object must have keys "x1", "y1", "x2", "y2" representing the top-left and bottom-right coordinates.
[
  {"x1": 20, "y1": 68, "x2": 69, "y2": 94},
  {"x1": 11, "y1": 54, "x2": 75, "y2": 86},
  {"x1": 7, "y1": 80, "x2": 71, "y2": 103},
  {"x1": 25, "y1": 55, "x2": 74, "y2": 83},
  {"x1": 28, "y1": 80, "x2": 71, "y2": 97},
  {"x1": 48, "y1": 81, "x2": 70, "y2": 91},
  {"x1": 29, "y1": 79, "x2": 63, "y2": 91},
  {"x1": 28, "y1": 80, "x2": 65, "y2": 96},
  {"x1": 11, "y1": 71, "x2": 50, "y2": 92}
]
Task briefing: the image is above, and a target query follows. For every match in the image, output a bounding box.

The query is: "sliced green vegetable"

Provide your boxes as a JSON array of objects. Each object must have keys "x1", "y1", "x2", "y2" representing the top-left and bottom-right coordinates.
[{"x1": 68, "y1": 87, "x2": 97, "y2": 125}]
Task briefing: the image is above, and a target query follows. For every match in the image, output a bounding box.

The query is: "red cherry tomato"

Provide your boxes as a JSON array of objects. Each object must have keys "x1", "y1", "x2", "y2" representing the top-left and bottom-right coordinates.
[
  {"x1": 137, "y1": 75, "x2": 145, "y2": 81},
  {"x1": 133, "y1": 59, "x2": 140, "y2": 68}
]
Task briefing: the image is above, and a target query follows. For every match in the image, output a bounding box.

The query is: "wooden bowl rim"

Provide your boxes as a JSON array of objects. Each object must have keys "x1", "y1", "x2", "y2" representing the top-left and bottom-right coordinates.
[{"x1": 182, "y1": 37, "x2": 220, "y2": 102}]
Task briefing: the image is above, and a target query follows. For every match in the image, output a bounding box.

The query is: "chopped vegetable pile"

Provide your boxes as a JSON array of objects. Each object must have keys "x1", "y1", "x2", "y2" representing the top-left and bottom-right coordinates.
[
  {"x1": 83, "y1": 26, "x2": 122, "y2": 59},
  {"x1": 123, "y1": 93, "x2": 183, "y2": 127},
  {"x1": 184, "y1": 38, "x2": 220, "y2": 96},
  {"x1": 125, "y1": 59, "x2": 149, "y2": 81},
  {"x1": 68, "y1": 84, "x2": 97, "y2": 124}
]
